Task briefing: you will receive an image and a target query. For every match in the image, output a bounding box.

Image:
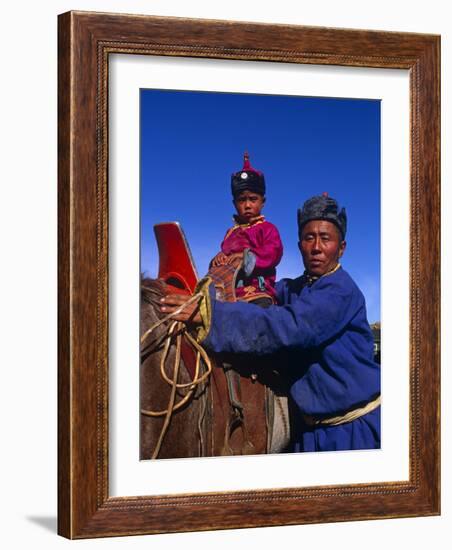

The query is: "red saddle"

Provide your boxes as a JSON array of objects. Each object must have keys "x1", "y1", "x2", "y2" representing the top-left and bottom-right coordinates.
[
  {"x1": 153, "y1": 222, "x2": 199, "y2": 379},
  {"x1": 154, "y1": 222, "x2": 198, "y2": 294}
]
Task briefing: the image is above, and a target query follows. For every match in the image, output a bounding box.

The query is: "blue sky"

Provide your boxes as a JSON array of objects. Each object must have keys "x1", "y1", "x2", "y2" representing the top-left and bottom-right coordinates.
[{"x1": 140, "y1": 89, "x2": 381, "y2": 323}]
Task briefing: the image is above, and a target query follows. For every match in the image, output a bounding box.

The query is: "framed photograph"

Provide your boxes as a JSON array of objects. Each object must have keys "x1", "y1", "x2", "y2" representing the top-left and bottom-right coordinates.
[
  {"x1": 58, "y1": 11, "x2": 440, "y2": 538},
  {"x1": 137, "y1": 89, "x2": 381, "y2": 463}
]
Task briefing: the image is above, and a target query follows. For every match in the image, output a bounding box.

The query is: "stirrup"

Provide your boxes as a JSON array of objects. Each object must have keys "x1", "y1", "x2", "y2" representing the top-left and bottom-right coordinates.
[{"x1": 220, "y1": 407, "x2": 255, "y2": 456}]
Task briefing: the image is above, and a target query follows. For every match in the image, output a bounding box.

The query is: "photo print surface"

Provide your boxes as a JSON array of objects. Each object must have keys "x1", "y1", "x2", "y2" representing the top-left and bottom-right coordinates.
[{"x1": 140, "y1": 89, "x2": 381, "y2": 461}]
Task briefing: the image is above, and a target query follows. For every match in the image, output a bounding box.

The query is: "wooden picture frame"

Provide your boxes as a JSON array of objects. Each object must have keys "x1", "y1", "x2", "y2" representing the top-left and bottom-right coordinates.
[{"x1": 58, "y1": 11, "x2": 440, "y2": 539}]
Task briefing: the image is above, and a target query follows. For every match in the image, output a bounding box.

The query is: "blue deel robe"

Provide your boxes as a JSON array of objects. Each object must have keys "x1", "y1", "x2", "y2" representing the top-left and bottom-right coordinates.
[{"x1": 202, "y1": 266, "x2": 381, "y2": 452}]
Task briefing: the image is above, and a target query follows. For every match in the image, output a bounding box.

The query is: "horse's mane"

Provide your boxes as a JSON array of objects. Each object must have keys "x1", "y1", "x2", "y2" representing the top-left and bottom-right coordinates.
[{"x1": 141, "y1": 275, "x2": 166, "y2": 307}]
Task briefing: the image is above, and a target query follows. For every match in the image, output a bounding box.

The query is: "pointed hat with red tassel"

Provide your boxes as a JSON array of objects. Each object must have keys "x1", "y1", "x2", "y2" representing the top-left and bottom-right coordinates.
[{"x1": 231, "y1": 151, "x2": 266, "y2": 197}]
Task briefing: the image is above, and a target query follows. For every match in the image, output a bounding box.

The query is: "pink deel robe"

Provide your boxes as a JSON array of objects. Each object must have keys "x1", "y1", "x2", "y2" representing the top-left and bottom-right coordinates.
[{"x1": 220, "y1": 215, "x2": 283, "y2": 302}]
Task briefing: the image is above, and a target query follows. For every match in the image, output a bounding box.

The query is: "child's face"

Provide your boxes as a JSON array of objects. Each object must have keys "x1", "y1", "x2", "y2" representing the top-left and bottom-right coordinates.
[{"x1": 233, "y1": 191, "x2": 265, "y2": 222}]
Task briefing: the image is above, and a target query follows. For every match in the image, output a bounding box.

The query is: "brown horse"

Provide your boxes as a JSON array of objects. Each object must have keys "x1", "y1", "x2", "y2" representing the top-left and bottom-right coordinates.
[{"x1": 140, "y1": 276, "x2": 290, "y2": 460}]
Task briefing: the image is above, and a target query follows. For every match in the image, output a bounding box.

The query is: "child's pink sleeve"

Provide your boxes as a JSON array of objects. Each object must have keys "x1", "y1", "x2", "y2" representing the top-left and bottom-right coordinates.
[{"x1": 251, "y1": 223, "x2": 283, "y2": 269}]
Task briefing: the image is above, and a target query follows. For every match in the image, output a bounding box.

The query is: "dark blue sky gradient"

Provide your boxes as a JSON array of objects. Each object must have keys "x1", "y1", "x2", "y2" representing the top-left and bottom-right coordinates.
[{"x1": 140, "y1": 89, "x2": 381, "y2": 322}]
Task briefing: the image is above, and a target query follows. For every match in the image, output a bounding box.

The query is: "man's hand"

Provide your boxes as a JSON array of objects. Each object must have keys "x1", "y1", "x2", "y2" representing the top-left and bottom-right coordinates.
[{"x1": 160, "y1": 293, "x2": 202, "y2": 324}]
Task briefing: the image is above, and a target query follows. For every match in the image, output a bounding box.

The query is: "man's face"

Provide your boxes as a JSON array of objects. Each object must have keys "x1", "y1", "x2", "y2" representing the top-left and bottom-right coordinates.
[
  {"x1": 233, "y1": 191, "x2": 265, "y2": 222},
  {"x1": 298, "y1": 220, "x2": 346, "y2": 277}
]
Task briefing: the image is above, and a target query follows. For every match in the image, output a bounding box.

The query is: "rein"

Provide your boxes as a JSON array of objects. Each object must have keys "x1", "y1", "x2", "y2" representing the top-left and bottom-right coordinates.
[{"x1": 140, "y1": 289, "x2": 213, "y2": 459}]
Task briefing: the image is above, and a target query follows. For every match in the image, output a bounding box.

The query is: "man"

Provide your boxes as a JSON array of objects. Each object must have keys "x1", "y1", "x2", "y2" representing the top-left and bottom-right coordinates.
[{"x1": 161, "y1": 194, "x2": 381, "y2": 452}]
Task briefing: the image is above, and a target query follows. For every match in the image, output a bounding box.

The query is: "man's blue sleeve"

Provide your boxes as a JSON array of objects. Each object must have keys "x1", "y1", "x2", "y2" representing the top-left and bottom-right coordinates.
[{"x1": 203, "y1": 276, "x2": 363, "y2": 355}]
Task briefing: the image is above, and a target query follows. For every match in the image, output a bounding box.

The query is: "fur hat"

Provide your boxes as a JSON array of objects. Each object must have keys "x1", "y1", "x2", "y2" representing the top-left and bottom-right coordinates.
[{"x1": 297, "y1": 193, "x2": 347, "y2": 239}]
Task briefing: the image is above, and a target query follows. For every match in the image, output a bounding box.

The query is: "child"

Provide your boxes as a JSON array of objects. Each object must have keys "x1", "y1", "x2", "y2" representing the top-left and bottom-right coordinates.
[{"x1": 211, "y1": 152, "x2": 283, "y2": 306}]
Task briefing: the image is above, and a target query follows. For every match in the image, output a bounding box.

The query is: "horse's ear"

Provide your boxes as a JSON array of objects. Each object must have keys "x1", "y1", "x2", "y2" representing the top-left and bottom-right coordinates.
[{"x1": 141, "y1": 272, "x2": 152, "y2": 285}]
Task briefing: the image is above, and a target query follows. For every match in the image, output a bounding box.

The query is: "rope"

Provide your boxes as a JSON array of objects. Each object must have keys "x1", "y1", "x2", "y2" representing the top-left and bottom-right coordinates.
[
  {"x1": 140, "y1": 292, "x2": 204, "y2": 345},
  {"x1": 140, "y1": 292, "x2": 213, "y2": 458},
  {"x1": 149, "y1": 322, "x2": 182, "y2": 459}
]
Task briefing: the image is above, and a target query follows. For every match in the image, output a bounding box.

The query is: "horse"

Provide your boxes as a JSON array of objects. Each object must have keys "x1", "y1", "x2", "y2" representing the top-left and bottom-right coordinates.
[{"x1": 140, "y1": 274, "x2": 291, "y2": 460}]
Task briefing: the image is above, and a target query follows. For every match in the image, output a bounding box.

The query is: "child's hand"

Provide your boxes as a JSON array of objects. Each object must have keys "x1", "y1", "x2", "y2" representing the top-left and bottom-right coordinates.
[
  {"x1": 224, "y1": 252, "x2": 243, "y2": 266},
  {"x1": 211, "y1": 252, "x2": 243, "y2": 267},
  {"x1": 211, "y1": 252, "x2": 228, "y2": 266}
]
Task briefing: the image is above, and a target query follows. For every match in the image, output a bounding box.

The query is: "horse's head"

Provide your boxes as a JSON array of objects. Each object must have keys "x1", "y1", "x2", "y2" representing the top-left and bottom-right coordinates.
[{"x1": 141, "y1": 276, "x2": 166, "y2": 306}]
